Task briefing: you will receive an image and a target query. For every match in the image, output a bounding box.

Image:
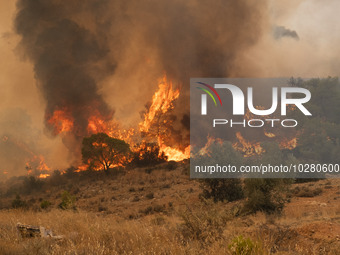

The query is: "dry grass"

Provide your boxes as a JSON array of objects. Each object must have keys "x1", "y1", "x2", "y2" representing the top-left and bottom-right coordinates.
[
  {"x1": 0, "y1": 166, "x2": 339, "y2": 254},
  {"x1": 0, "y1": 208, "x2": 241, "y2": 255}
]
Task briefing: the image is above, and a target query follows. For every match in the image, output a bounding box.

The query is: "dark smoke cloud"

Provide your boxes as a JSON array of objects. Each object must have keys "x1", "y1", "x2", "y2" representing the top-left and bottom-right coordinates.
[
  {"x1": 273, "y1": 25, "x2": 299, "y2": 40},
  {"x1": 14, "y1": 0, "x2": 268, "y2": 158},
  {"x1": 15, "y1": 0, "x2": 115, "y2": 159}
]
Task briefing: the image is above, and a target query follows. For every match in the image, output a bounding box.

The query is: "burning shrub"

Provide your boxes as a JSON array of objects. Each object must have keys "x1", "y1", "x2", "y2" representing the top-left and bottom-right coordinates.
[
  {"x1": 82, "y1": 133, "x2": 132, "y2": 171},
  {"x1": 131, "y1": 142, "x2": 167, "y2": 167}
]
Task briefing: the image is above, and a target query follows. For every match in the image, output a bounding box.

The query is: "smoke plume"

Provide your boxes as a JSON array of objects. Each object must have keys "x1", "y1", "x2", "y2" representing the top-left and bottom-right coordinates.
[
  {"x1": 14, "y1": 1, "x2": 117, "y2": 161},
  {"x1": 273, "y1": 26, "x2": 299, "y2": 40},
  {"x1": 13, "y1": 0, "x2": 268, "y2": 160}
]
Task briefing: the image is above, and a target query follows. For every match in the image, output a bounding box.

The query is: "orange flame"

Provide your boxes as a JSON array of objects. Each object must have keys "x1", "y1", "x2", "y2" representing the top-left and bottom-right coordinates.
[
  {"x1": 140, "y1": 75, "x2": 180, "y2": 134},
  {"x1": 38, "y1": 173, "x2": 50, "y2": 179},
  {"x1": 198, "y1": 136, "x2": 223, "y2": 156},
  {"x1": 264, "y1": 132, "x2": 276, "y2": 138},
  {"x1": 161, "y1": 145, "x2": 190, "y2": 161},
  {"x1": 47, "y1": 109, "x2": 74, "y2": 135},
  {"x1": 279, "y1": 137, "x2": 297, "y2": 150},
  {"x1": 233, "y1": 132, "x2": 264, "y2": 157},
  {"x1": 25, "y1": 154, "x2": 51, "y2": 176},
  {"x1": 139, "y1": 75, "x2": 189, "y2": 161}
]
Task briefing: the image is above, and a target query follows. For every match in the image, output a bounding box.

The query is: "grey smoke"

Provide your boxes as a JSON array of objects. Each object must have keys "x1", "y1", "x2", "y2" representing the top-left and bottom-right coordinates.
[{"x1": 273, "y1": 26, "x2": 299, "y2": 40}]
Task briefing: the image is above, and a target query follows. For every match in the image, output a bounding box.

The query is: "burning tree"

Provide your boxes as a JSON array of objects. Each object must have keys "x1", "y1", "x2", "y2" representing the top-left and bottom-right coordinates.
[
  {"x1": 131, "y1": 142, "x2": 168, "y2": 167},
  {"x1": 81, "y1": 133, "x2": 131, "y2": 171}
]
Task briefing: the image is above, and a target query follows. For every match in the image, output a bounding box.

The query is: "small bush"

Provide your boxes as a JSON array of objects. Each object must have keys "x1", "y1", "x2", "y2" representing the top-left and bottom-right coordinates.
[
  {"x1": 166, "y1": 161, "x2": 177, "y2": 171},
  {"x1": 58, "y1": 191, "x2": 76, "y2": 210},
  {"x1": 228, "y1": 235, "x2": 260, "y2": 255},
  {"x1": 131, "y1": 142, "x2": 167, "y2": 167},
  {"x1": 49, "y1": 170, "x2": 64, "y2": 186},
  {"x1": 98, "y1": 205, "x2": 108, "y2": 212},
  {"x1": 145, "y1": 168, "x2": 153, "y2": 174},
  {"x1": 146, "y1": 192, "x2": 154, "y2": 199},
  {"x1": 11, "y1": 195, "x2": 27, "y2": 209},
  {"x1": 132, "y1": 196, "x2": 140, "y2": 202},
  {"x1": 138, "y1": 205, "x2": 165, "y2": 215},
  {"x1": 161, "y1": 184, "x2": 171, "y2": 189},
  {"x1": 23, "y1": 176, "x2": 44, "y2": 194},
  {"x1": 139, "y1": 206, "x2": 153, "y2": 215},
  {"x1": 152, "y1": 204, "x2": 165, "y2": 213},
  {"x1": 177, "y1": 200, "x2": 228, "y2": 244},
  {"x1": 295, "y1": 187, "x2": 322, "y2": 197},
  {"x1": 40, "y1": 200, "x2": 51, "y2": 209},
  {"x1": 151, "y1": 216, "x2": 166, "y2": 225},
  {"x1": 243, "y1": 179, "x2": 290, "y2": 214},
  {"x1": 200, "y1": 179, "x2": 244, "y2": 202}
]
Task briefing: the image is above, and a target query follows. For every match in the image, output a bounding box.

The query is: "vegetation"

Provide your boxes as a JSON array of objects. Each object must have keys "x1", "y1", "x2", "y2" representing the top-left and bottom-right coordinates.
[
  {"x1": 58, "y1": 191, "x2": 76, "y2": 210},
  {"x1": 292, "y1": 77, "x2": 340, "y2": 166},
  {"x1": 178, "y1": 202, "x2": 228, "y2": 244},
  {"x1": 11, "y1": 194, "x2": 27, "y2": 209},
  {"x1": 82, "y1": 133, "x2": 131, "y2": 171},
  {"x1": 40, "y1": 200, "x2": 52, "y2": 209},
  {"x1": 0, "y1": 78, "x2": 338, "y2": 253},
  {"x1": 243, "y1": 179, "x2": 289, "y2": 214},
  {"x1": 200, "y1": 179, "x2": 244, "y2": 202},
  {"x1": 197, "y1": 141, "x2": 245, "y2": 202},
  {"x1": 131, "y1": 142, "x2": 167, "y2": 167},
  {"x1": 228, "y1": 235, "x2": 259, "y2": 255},
  {"x1": 0, "y1": 164, "x2": 338, "y2": 254}
]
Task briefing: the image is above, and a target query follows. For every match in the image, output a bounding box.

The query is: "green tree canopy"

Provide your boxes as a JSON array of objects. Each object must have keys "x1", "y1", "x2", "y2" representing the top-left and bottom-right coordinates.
[{"x1": 82, "y1": 133, "x2": 131, "y2": 171}]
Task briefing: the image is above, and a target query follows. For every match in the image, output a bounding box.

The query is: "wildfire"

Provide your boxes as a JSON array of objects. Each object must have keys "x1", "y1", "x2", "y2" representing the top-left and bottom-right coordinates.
[
  {"x1": 198, "y1": 136, "x2": 223, "y2": 156},
  {"x1": 160, "y1": 145, "x2": 190, "y2": 161},
  {"x1": 47, "y1": 109, "x2": 74, "y2": 135},
  {"x1": 87, "y1": 115, "x2": 106, "y2": 134},
  {"x1": 139, "y1": 75, "x2": 189, "y2": 161},
  {"x1": 232, "y1": 131, "x2": 298, "y2": 157},
  {"x1": 264, "y1": 132, "x2": 276, "y2": 138},
  {"x1": 18, "y1": 75, "x2": 190, "y2": 175},
  {"x1": 140, "y1": 75, "x2": 180, "y2": 133},
  {"x1": 38, "y1": 173, "x2": 50, "y2": 179},
  {"x1": 87, "y1": 114, "x2": 137, "y2": 146},
  {"x1": 1, "y1": 135, "x2": 51, "y2": 178},
  {"x1": 279, "y1": 137, "x2": 297, "y2": 150},
  {"x1": 75, "y1": 164, "x2": 88, "y2": 172},
  {"x1": 233, "y1": 132, "x2": 264, "y2": 157},
  {"x1": 25, "y1": 154, "x2": 51, "y2": 177}
]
